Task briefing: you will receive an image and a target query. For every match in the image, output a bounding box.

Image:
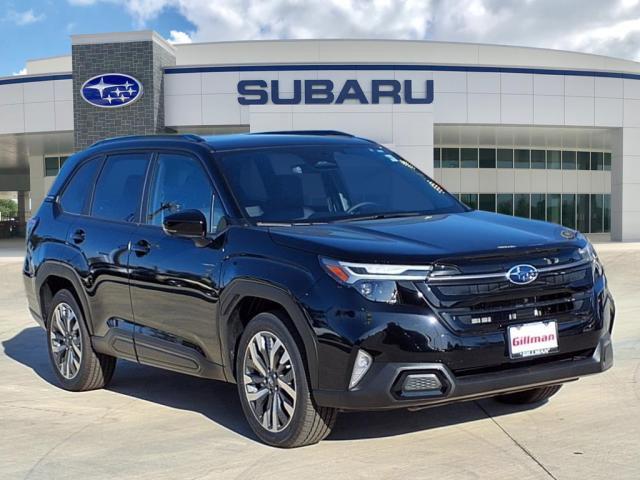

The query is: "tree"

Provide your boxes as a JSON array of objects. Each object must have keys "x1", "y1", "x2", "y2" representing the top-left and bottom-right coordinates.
[{"x1": 0, "y1": 199, "x2": 18, "y2": 220}]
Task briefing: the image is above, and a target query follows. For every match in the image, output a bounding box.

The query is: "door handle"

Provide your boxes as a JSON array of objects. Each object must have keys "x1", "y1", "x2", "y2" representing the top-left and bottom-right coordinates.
[
  {"x1": 131, "y1": 239, "x2": 151, "y2": 256},
  {"x1": 71, "y1": 229, "x2": 85, "y2": 244}
]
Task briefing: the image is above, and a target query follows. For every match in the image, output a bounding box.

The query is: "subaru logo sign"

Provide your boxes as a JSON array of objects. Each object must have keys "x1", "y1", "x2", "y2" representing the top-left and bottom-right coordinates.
[
  {"x1": 506, "y1": 264, "x2": 538, "y2": 285},
  {"x1": 80, "y1": 73, "x2": 143, "y2": 108}
]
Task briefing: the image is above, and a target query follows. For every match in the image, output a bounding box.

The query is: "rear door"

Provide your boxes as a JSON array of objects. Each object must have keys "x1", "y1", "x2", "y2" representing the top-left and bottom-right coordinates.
[
  {"x1": 74, "y1": 151, "x2": 151, "y2": 360},
  {"x1": 128, "y1": 151, "x2": 227, "y2": 373}
]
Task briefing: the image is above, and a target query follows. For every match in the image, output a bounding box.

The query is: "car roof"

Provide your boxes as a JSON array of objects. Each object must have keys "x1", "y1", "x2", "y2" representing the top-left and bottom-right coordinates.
[
  {"x1": 88, "y1": 131, "x2": 375, "y2": 152},
  {"x1": 202, "y1": 132, "x2": 374, "y2": 150}
]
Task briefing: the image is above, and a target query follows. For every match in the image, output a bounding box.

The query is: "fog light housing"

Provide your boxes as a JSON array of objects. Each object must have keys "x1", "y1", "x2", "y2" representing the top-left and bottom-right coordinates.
[
  {"x1": 349, "y1": 349, "x2": 373, "y2": 389},
  {"x1": 402, "y1": 373, "x2": 442, "y2": 393}
]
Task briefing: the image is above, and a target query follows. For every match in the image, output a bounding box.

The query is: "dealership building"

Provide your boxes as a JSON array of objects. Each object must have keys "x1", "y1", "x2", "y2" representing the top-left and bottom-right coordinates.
[{"x1": 1, "y1": 30, "x2": 640, "y2": 240}]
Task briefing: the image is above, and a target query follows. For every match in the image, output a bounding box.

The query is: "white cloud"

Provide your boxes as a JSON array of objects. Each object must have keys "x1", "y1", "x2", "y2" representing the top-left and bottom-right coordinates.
[
  {"x1": 167, "y1": 29, "x2": 192, "y2": 44},
  {"x1": 67, "y1": 0, "x2": 640, "y2": 61},
  {"x1": 13, "y1": 67, "x2": 27, "y2": 76},
  {"x1": 6, "y1": 9, "x2": 45, "y2": 26}
]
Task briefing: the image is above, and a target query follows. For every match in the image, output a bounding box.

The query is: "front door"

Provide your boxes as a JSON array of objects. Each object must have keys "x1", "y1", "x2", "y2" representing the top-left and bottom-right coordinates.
[{"x1": 128, "y1": 152, "x2": 226, "y2": 373}]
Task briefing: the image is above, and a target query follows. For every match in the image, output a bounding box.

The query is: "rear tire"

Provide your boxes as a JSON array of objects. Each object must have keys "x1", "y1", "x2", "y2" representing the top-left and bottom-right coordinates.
[
  {"x1": 495, "y1": 385, "x2": 562, "y2": 404},
  {"x1": 46, "y1": 289, "x2": 116, "y2": 391},
  {"x1": 236, "y1": 311, "x2": 337, "y2": 448}
]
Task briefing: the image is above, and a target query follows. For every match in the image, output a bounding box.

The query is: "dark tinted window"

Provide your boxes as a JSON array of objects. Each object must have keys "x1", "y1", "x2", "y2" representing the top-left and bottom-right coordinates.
[
  {"x1": 562, "y1": 151, "x2": 576, "y2": 170},
  {"x1": 59, "y1": 157, "x2": 101, "y2": 215},
  {"x1": 514, "y1": 194, "x2": 530, "y2": 218},
  {"x1": 91, "y1": 153, "x2": 149, "y2": 222},
  {"x1": 531, "y1": 193, "x2": 546, "y2": 221},
  {"x1": 497, "y1": 149, "x2": 513, "y2": 168},
  {"x1": 530, "y1": 150, "x2": 545, "y2": 169},
  {"x1": 514, "y1": 150, "x2": 529, "y2": 169},
  {"x1": 460, "y1": 193, "x2": 478, "y2": 209},
  {"x1": 479, "y1": 194, "x2": 496, "y2": 212},
  {"x1": 441, "y1": 148, "x2": 459, "y2": 168},
  {"x1": 562, "y1": 194, "x2": 576, "y2": 229},
  {"x1": 591, "y1": 152, "x2": 603, "y2": 170},
  {"x1": 147, "y1": 154, "x2": 217, "y2": 232},
  {"x1": 218, "y1": 145, "x2": 466, "y2": 223},
  {"x1": 479, "y1": 148, "x2": 496, "y2": 168},
  {"x1": 433, "y1": 148, "x2": 441, "y2": 168},
  {"x1": 461, "y1": 148, "x2": 478, "y2": 168},
  {"x1": 577, "y1": 151, "x2": 590, "y2": 170},
  {"x1": 547, "y1": 150, "x2": 561, "y2": 169},
  {"x1": 497, "y1": 194, "x2": 513, "y2": 215}
]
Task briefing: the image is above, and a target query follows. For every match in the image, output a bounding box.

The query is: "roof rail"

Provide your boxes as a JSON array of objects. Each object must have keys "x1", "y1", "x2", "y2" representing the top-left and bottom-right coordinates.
[
  {"x1": 252, "y1": 130, "x2": 354, "y2": 137},
  {"x1": 90, "y1": 134, "x2": 205, "y2": 148}
]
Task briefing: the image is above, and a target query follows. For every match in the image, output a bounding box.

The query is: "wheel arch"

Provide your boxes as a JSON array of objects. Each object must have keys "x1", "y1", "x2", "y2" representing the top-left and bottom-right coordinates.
[
  {"x1": 218, "y1": 278, "x2": 319, "y2": 389},
  {"x1": 36, "y1": 261, "x2": 92, "y2": 333}
]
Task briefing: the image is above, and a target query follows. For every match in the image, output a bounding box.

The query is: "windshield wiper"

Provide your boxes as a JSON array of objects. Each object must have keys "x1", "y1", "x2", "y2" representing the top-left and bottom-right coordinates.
[{"x1": 334, "y1": 211, "x2": 427, "y2": 223}]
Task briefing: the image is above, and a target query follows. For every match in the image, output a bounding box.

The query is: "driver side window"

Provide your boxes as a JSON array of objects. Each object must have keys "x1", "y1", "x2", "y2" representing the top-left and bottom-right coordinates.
[{"x1": 146, "y1": 153, "x2": 222, "y2": 233}]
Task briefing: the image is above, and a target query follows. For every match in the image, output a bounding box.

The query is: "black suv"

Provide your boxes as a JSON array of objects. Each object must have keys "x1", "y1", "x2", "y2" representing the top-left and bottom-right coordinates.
[{"x1": 23, "y1": 132, "x2": 614, "y2": 448}]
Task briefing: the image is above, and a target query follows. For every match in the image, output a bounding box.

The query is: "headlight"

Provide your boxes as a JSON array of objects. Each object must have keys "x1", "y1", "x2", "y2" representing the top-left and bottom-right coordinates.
[
  {"x1": 579, "y1": 240, "x2": 603, "y2": 276},
  {"x1": 320, "y1": 257, "x2": 432, "y2": 304}
]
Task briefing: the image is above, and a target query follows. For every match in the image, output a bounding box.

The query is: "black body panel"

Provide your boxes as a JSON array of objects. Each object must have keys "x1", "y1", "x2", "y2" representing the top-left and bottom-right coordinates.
[{"x1": 24, "y1": 132, "x2": 614, "y2": 411}]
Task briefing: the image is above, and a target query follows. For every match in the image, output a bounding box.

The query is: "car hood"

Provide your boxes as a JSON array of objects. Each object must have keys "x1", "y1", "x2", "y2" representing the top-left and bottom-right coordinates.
[{"x1": 267, "y1": 210, "x2": 585, "y2": 263}]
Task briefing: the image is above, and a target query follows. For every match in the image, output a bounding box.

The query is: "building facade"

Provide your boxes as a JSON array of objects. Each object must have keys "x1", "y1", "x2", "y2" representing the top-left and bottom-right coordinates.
[{"x1": 1, "y1": 31, "x2": 639, "y2": 240}]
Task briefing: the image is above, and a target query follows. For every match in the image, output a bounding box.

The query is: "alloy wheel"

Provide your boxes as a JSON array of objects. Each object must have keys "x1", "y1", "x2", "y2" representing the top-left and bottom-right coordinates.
[
  {"x1": 243, "y1": 331, "x2": 297, "y2": 433},
  {"x1": 49, "y1": 302, "x2": 82, "y2": 379}
]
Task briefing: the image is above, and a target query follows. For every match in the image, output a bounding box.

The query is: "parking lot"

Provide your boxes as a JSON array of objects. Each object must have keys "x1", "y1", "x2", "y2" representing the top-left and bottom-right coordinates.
[{"x1": 1, "y1": 240, "x2": 639, "y2": 480}]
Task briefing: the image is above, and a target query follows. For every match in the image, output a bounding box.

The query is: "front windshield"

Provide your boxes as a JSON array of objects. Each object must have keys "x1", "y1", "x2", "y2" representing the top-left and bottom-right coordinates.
[{"x1": 216, "y1": 144, "x2": 467, "y2": 223}]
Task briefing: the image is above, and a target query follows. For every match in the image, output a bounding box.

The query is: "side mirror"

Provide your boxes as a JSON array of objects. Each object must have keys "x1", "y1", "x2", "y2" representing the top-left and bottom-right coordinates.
[{"x1": 162, "y1": 209, "x2": 207, "y2": 238}]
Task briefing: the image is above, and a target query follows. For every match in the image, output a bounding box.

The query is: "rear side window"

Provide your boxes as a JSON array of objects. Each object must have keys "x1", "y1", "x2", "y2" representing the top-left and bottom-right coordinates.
[
  {"x1": 91, "y1": 153, "x2": 149, "y2": 222},
  {"x1": 59, "y1": 157, "x2": 101, "y2": 215}
]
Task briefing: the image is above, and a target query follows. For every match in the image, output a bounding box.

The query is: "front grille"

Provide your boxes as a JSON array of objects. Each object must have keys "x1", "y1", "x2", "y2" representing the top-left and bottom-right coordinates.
[{"x1": 416, "y1": 256, "x2": 594, "y2": 334}]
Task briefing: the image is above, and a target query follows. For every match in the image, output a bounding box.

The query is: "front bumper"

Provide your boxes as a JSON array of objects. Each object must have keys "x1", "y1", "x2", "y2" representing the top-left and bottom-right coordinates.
[{"x1": 313, "y1": 332, "x2": 613, "y2": 410}]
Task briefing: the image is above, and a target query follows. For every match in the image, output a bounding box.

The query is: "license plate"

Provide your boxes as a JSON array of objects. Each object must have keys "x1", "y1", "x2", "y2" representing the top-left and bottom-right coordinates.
[{"x1": 508, "y1": 321, "x2": 558, "y2": 359}]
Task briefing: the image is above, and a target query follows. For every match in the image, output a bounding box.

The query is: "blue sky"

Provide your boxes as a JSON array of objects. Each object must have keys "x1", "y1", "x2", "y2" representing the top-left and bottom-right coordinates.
[
  {"x1": 0, "y1": 0, "x2": 195, "y2": 76},
  {"x1": 2, "y1": 0, "x2": 640, "y2": 77}
]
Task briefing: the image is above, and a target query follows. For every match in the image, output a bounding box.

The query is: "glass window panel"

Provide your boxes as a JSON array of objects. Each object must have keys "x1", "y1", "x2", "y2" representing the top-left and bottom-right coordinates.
[
  {"x1": 147, "y1": 153, "x2": 215, "y2": 231},
  {"x1": 562, "y1": 151, "x2": 576, "y2": 170},
  {"x1": 497, "y1": 194, "x2": 514, "y2": 215},
  {"x1": 44, "y1": 157, "x2": 59, "y2": 177},
  {"x1": 460, "y1": 193, "x2": 478, "y2": 210},
  {"x1": 604, "y1": 152, "x2": 611, "y2": 171},
  {"x1": 547, "y1": 150, "x2": 561, "y2": 169},
  {"x1": 530, "y1": 150, "x2": 546, "y2": 169},
  {"x1": 479, "y1": 194, "x2": 496, "y2": 212},
  {"x1": 590, "y1": 194, "x2": 603, "y2": 232},
  {"x1": 479, "y1": 148, "x2": 496, "y2": 168},
  {"x1": 497, "y1": 149, "x2": 513, "y2": 168},
  {"x1": 59, "y1": 156, "x2": 69, "y2": 167},
  {"x1": 514, "y1": 149, "x2": 530, "y2": 169},
  {"x1": 604, "y1": 194, "x2": 611, "y2": 232},
  {"x1": 591, "y1": 152, "x2": 603, "y2": 171},
  {"x1": 561, "y1": 194, "x2": 576, "y2": 229},
  {"x1": 441, "y1": 148, "x2": 460, "y2": 168},
  {"x1": 531, "y1": 194, "x2": 546, "y2": 221},
  {"x1": 59, "y1": 157, "x2": 102, "y2": 215},
  {"x1": 577, "y1": 151, "x2": 590, "y2": 170},
  {"x1": 433, "y1": 148, "x2": 440, "y2": 168},
  {"x1": 461, "y1": 148, "x2": 478, "y2": 168},
  {"x1": 576, "y1": 194, "x2": 590, "y2": 233},
  {"x1": 514, "y1": 194, "x2": 530, "y2": 218},
  {"x1": 546, "y1": 193, "x2": 561, "y2": 224},
  {"x1": 91, "y1": 153, "x2": 149, "y2": 222}
]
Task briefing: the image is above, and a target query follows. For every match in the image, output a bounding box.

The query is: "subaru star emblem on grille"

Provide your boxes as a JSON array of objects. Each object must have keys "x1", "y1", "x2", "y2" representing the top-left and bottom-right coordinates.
[
  {"x1": 506, "y1": 264, "x2": 538, "y2": 285},
  {"x1": 80, "y1": 73, "x2": 143, "y2": 108}
]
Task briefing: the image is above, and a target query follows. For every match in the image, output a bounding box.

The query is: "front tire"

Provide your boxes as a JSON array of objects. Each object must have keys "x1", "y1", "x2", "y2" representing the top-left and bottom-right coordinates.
[
  {"x1": 495, "y1": 385, "x2": 562, "y2": 404},
  {"x1": 46, "y1": 289, "x2": 116, "y2": 391},
  {"x1": 236, "y1": 311, "x2": 337, "y2": 448}
]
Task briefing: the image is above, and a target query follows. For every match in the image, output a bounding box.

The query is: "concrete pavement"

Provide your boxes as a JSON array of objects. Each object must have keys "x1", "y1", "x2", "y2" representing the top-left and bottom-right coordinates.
[{"x1": 0, "y1": 243, "x2": 639, "y2": 479}]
